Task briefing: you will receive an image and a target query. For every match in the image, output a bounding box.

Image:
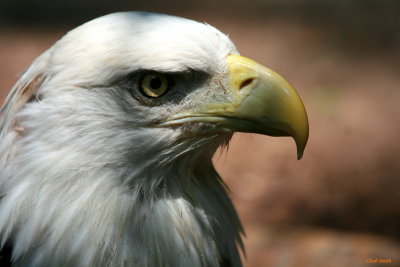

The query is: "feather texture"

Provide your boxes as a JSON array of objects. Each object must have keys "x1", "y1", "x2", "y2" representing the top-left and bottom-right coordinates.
[{"x1": 0, "y1": 12, "x2": 243, "y2": 266}]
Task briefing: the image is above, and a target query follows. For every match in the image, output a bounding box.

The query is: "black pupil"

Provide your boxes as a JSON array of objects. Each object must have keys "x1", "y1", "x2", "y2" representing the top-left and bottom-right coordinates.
[{"x1": 150, "y1": 76, "x2": 162, "y2": 90}]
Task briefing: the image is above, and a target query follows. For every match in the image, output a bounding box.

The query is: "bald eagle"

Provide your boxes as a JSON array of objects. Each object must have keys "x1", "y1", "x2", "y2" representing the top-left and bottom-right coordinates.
[{"x1": 0, "y1": 12, "x2": 308, "y2": 267}]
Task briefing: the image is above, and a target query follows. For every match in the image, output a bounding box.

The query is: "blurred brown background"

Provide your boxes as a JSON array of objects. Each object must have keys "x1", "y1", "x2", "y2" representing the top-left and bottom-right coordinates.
[{"x1": 1, "y1": 0, "x2": 399, "y2": 266}]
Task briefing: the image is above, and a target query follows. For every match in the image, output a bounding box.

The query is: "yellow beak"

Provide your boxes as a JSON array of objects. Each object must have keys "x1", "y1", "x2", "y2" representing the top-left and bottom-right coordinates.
[
  {"x1": 226, "y1": 55, "x2": 309, "y2": 159},
  {"x1": 159, "y1": 55, "x2": 309, "y2": 159}
]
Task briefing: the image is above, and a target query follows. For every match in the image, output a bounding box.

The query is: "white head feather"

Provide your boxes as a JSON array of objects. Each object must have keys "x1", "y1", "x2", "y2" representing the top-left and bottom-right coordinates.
[{"x1": 0, "y1": 12, "x2": 243, "y2": 266}]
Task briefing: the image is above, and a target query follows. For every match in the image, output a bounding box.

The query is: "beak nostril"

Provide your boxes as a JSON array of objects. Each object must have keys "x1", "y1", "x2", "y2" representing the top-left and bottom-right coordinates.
[{"x1": 239, "y1": 78, "x2": 254, "y2": 90}]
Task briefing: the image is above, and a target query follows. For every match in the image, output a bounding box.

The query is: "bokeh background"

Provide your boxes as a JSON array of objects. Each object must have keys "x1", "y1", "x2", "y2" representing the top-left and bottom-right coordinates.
[{"x1": 1, "y1": 0, "x2": 399, "y2": 266}]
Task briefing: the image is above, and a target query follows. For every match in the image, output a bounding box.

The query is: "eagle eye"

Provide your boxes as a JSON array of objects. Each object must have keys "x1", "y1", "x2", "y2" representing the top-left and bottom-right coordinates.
[{"x1": 140, "y1": 73, "x2": 169, "y2": 98}]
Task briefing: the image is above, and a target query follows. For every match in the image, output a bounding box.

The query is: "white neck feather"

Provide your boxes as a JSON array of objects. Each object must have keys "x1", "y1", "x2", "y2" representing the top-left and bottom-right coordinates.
[{"x1": 0, "y1": 129, "x2": 243, "y2": 267}]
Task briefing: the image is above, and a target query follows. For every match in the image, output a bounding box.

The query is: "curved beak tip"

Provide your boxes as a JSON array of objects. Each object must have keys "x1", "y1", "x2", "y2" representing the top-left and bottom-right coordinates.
[
  {"x1": 294, "y1": 126, "x2": 309, "y2": 160},
  {"x1": 296, "y1": 142, "x2": 306, "y2": 160},
  {"x1": 297, "y1": 152, "x2": 303, "y2": 160}
]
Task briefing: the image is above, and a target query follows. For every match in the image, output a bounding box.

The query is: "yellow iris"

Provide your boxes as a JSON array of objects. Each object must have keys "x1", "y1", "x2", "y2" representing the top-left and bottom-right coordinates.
[{"x1": 141, "y1": 73, "x2": 169, "y2": 98}]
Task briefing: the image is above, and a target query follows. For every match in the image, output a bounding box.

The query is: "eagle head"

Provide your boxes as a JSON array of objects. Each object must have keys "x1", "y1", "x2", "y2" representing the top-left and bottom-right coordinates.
[{"x1": 0, "y1": 12, "x2": 308, "y2": 267}]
